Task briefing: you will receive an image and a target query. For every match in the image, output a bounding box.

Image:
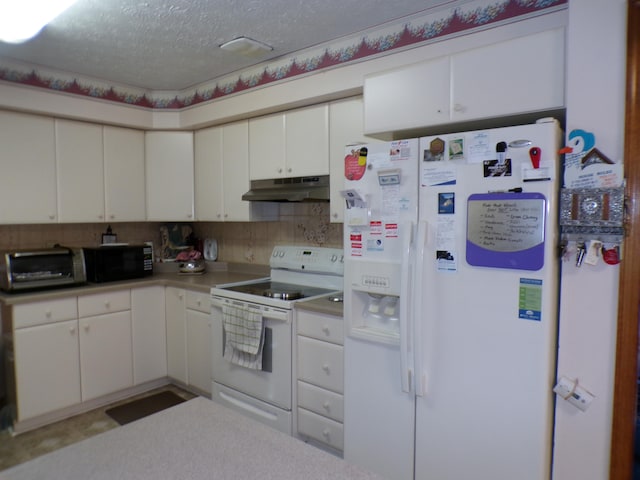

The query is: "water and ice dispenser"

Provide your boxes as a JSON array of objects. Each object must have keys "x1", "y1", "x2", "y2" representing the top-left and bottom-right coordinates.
[{"x1": 345, "y1": 259, "x2": 404, "y2": 345}]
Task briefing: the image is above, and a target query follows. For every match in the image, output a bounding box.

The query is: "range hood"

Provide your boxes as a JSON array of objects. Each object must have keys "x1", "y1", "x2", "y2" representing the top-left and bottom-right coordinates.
[{"x1": 242, "y1": 175, "x2": 330, "y2": 202}]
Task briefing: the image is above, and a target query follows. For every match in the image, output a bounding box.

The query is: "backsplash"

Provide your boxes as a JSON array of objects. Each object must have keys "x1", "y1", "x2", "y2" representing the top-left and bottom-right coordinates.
[
  {"x1": 195, "y1": 203, "x2": 342, "y2": 265},
  {"x1": 0, "y1": 203, "x2": 342, "y2": 266}
]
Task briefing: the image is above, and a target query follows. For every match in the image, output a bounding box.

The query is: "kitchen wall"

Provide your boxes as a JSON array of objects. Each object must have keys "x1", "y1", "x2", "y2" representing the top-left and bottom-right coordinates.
[{"x1": 0, "y1": 203, "x2": 341, "y2": 266}]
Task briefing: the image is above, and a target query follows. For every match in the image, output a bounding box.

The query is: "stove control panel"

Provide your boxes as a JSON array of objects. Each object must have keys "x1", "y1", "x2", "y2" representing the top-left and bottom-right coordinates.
[{"x1": 270, "y1": 246, "x2": 344, "y2": 275}]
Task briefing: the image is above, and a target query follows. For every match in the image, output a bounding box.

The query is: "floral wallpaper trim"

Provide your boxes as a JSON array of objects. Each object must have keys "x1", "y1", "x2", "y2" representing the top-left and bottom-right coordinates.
[{"x1": 0, "y1": 0, "x2": 566, "y2": 110}]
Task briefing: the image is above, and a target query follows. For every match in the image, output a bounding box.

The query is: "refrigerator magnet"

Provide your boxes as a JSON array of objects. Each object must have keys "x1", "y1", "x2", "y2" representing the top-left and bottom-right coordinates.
[{"x1": 438, "y1": 192, "x2": 455, "y2": 214}]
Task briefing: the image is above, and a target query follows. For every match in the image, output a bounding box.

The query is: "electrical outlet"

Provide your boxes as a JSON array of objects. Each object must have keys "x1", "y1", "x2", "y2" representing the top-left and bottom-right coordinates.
[{"x1": 553, "y1": 376, "x2": 595, "y2": 412}]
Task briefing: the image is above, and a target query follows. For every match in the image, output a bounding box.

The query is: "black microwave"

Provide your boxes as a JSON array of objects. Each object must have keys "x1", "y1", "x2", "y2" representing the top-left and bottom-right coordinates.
[{"x1": 83, "y1": 245, "x2": 153, "y2": 283}]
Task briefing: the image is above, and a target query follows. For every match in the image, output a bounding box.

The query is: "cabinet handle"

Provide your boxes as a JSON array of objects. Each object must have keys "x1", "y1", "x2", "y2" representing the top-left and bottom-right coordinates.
[
  {"x1": 69, "y1": 326, "x2": 76, "y2": 335},
  {"x1": 187, "y1": 214, "x2": 193, "y2": 219},
  {"x1": 98, "y1": 214, "x2": 104, "y2": 220},
  {"x1": 49, "y1": 214, "x2": 56, "y2": 220},
  {"x1": 322, "y1": 363, "x2": 331, "y2": 374},
  {"x1": 84, "y1": 324, "x2": 90, "y2": 333},
  {"x1": 45, "y1": 310, "x2": 52, "y2": 318},
  {"x1": 322, "y1": 401, "x2": 331, "y2": 411},
  {"x1": 104, "y1": 300, "x2": 110, "y2": 309},
  {"x1": 109, "y1": 214, "x2": 115, "y2": 220},
  {"x1": 322, "y1": 325, "x2": 330, "y2": 335},
  {"x1": 453, "y1": 103, "x2": 466, "y2": 113},
  {"x1": 196, "y1": 299, "x2": 201, "y2": 306},
  {"x1": 322, "y1": 429, "x2": 330, "y2": 438},
  {"x1": 277, "y1": 168, "x2": 283, "y2": 173},
  {"x1": 217, "y1": 213, "x2": 222, "y2": 219},
  {"x1": 287, "y1": 167, "x2": 292, "y2": 173}
]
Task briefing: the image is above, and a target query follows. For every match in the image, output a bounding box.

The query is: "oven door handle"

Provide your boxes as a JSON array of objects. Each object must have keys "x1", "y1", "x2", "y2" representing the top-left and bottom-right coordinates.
[{"x1": 211, "y1": 297, "x2": 290, "y2": 322}]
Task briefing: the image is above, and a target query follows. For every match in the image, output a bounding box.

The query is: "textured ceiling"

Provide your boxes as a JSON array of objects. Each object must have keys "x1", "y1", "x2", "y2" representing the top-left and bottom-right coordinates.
[{"x1": 0, "y1": 0, "x2": 458, "y2": 91}]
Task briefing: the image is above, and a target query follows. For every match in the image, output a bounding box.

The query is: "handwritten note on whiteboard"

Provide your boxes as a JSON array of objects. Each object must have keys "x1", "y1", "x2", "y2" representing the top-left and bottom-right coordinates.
[{"x1": 466, "y1": 193, "x2": 547, "y2": 271}]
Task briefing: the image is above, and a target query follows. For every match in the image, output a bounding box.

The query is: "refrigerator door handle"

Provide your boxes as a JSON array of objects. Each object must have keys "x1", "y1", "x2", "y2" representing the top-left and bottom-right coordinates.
[
  {"x1": 413, "y1": 220, "x2": 429, "y2": 397},
  {"x1": 399, "y1": 220, "x2": 415, "y2": 394}
]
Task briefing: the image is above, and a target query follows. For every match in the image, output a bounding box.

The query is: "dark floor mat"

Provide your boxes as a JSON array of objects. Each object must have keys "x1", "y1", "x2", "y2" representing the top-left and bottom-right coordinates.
[{"x1": 105, "y1": 391, "x2": 187, "y2": 426}]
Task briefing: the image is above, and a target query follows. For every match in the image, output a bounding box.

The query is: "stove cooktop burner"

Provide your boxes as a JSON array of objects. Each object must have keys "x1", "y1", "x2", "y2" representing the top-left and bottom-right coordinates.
[
  {"x1": 262, "y1": 289, "x2": 304, "y2": 300},
  {"x1": 219, "y1": 280, "x2": 336, "y2": 302}
]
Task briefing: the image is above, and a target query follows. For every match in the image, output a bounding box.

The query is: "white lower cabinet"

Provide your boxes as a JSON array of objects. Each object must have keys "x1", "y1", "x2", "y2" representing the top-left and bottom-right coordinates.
[
  {"x1": 77, "y1": 290, "x2": 133, "y2": 401},
  {"x1": 296, "y1": 309, "x2": 344, "y2": 453},
  {"x1": 165, "y1": 287, "x2": 187, "y2": 384},
  {"x1": 185, "y1": 291, "x2": 212, "y2": 394},
  {"x1": 79, "y1": 310, "x2": 133, "y2": 401},
  {"x1": 13, "y1": 319, "x2": 82, "y2": 420},
  {"x1": 131, "y1": 286, "x2": 167, "y2": 384},
  {"x1": 8, "y1": 288, "x2": 160, "y2": 427},
  {"x1": 165, "y1": 287, "x2": 212, "y2": 394}
]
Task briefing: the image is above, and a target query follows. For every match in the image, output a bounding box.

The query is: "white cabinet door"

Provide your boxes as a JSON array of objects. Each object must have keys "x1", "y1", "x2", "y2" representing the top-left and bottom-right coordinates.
[
  {"x1": 194, "y1": 126, "x2": 224, "y2": 221},
  {"x1": 79, "y1": 310, "x2": 133, "y2": 401},
  {"x1": 285, "y1": 104, "x2": 329, "y2": 178},
  {"x1": 145, "y1": 131, "x2": 195, "y2": 221},
  {"x1": 249, "y1": 114, "x2": 286, "y2": 180},
  {"x1": 0, "y1": 111, "x2": 57, "y2": 223},
  {"x1": 165, "y1": 287, "x2": 187, "y2": 384},
  {"x1": 222, "y1": 121, "x2": 253, "y2": 221},
  {"x1": 250, "y1": 105, "x2": 330, "y2": 180},
  {"x1": 451, "y1": 29, "x2": 565, "y2": 122},
  {"x1": 186, "y1": 308, "x2": 212, "y2": 394},
  {"x1": 364, "y1": 56, "x2": 451, "y2": 136},
  {"x1": 131, "y1": 286, "x2": 167, "y2": 384},
  {"x1": 329, "y1": 97, "x2": 381, "y2": 223},
  {"x1": 56, "y1": 119, "x2": 105, "y2": 223},
  {"x1": 13, "y1": 320, "x2": 81, "y2": 420},
  {"x1": 104, "y1": 126, "x2": 146, "y2": 222}
]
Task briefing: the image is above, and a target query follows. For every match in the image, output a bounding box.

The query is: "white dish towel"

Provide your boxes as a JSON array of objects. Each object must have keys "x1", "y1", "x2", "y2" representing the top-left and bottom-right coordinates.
[{"x1": 222, "y1": 305, "x2": 265, "y2": 370}]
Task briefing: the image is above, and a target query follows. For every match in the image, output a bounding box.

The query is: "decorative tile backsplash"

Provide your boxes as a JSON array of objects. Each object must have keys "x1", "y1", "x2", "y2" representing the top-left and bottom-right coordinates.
[{"x1": 0, "y1": 203, "x2": 342, "y2": 266}]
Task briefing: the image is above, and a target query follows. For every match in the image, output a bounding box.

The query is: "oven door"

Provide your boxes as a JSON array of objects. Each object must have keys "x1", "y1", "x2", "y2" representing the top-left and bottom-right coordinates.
[{"x1": 211, "y1": 296, "x2": 292, "y2": 411}]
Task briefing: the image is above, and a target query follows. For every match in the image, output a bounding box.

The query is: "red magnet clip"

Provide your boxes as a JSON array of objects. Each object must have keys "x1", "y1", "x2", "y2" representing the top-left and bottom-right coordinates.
[{"x1": 529, "y1": 147, "x2": 541, "y2": 169}]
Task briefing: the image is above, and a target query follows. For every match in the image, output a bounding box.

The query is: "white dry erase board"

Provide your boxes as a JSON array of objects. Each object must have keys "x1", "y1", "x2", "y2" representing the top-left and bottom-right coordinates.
[{"x1": 466, "y1": 192, "x2": 546, "y2": 270}]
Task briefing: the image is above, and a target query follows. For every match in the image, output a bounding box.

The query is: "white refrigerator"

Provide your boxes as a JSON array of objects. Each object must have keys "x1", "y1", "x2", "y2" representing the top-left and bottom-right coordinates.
[{"x1": 343, "y1": 120, "x2": 563, "y2": 480}]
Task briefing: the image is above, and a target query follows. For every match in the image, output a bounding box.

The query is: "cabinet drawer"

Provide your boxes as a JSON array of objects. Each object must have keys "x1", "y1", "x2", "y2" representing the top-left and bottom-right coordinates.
[
  {"x1": 14, "y1": 297, "x2": 78, "y2": 328},
  {"x1": 78, "y1": 290, "x2": 130, "y2": 317},
  {"x1": 297, "y1": 380, "x2": 344, "y2": 422},
  {"x1": 297, "y1": 336, "x2": 343, "y2": 393},
  {"x1": 297, "y1": 310, "x2": 343, "y2": 345},
  {"x1": 186, "y1": 290, "x2": 211, "y2": 314},
  {"x1": 297, "y1": 407, "x2": 343, "y2": 451}
]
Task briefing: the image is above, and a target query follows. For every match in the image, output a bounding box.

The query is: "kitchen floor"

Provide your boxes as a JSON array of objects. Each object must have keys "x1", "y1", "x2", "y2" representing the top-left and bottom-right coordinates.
[{"x1": 0, "y1": 385, "x2": 196, "y2": 472}]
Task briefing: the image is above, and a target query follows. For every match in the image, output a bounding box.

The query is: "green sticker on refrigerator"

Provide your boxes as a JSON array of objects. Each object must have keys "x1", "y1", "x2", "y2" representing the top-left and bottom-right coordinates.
[{"x1": 519, "y1": 278, "x2": 542, "y2": 321}]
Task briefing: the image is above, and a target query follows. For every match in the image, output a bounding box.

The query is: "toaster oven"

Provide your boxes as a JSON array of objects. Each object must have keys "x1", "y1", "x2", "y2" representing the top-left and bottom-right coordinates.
[{"x1": 0, "y1": 247, "x2": 87, "y2": 292}]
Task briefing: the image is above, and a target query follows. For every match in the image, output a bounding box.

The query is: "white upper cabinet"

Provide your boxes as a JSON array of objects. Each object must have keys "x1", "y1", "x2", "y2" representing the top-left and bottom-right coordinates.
[
  {"x1": 145, "y1": 131, "x2": 194, "y2": 221},
  {"x1": 328, "y1": 97, "x2": 381, "y2": 223},
  {"x1": 450, "y1": 29, "x2": 565, "y2": 122},
  {"x1": 196, "y1": 121, "x2": 278, "y2": 222},
  {"x1": 56, "y1": 119, "x2": 105, "y2": 223},
  {"x1": 364, "y1": 28, "x2": 565, "y2": 136},
  {"x1": 249, "y1": 104, "x2": 329, "y2": 180},
  {"x1": 285, "y1": 104, "x2": 329, "y2": 178},
  {"x1": 103, "y1": 126, "x2": 146, "y2": 222},
  {"x1": 249, "y1": 114, "x2": 286, "y2": 180},
  {"x1": 0, "y1": 111, "x2": 57, "y2": 224},
  {"x1": 364, "y1": 56, "x2": 451, "y2": 136},
  {"x1": 194, "y1": 125, "x2": 224, "y2": 221}
]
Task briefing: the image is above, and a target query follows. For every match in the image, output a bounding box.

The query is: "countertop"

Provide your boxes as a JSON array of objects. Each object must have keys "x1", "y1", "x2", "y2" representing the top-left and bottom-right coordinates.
[
  {"x1": 0, "y1": 262, "x2": 270, "y2": 305},
  {"x1": 0, "y1": 263, "x2": 346, "y2": 317},
  {"x1": 296, "y1": 292, "x2": 344, "y2": 317},
  {"x1": 1, "y1": 397, "x2": 380, "y2": 480}
]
